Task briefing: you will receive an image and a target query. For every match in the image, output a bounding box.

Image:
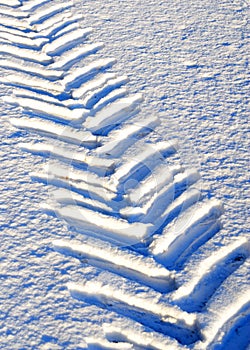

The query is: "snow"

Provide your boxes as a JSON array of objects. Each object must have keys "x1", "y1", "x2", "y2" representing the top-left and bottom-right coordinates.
[
  {"x1": 53, "y1": 238, "x2": 175, "y2": 292},
  {"x1": 0, "y1": 43, "x2": 52, "y2": 64},
  {"x1": 29, "y1": 2, "x2": 72, "y2": 26},
  {"x1": 1, "y1": 72, "x2": 64, "y2": 95},
  {"x1": 4, "y1": 95, "x2": 88, "y2": 122},
  {"x1": 96, "y1": 115, "x2": 160, "y2": 157},
  {"x1": 51, "y1": 42, "x2": 104, "y2": 70},
  {"x1": 62, "y1": 58, "x2": 117, "y2": 91},
  {"x1": 10, "y1": 117, "x2": 99, "y2": 146},
  {"x1": 0, "y1": 0, "x2": 249, "y2": 349},
  {"x1": 0, "y1": 59, "x2": 62, "y2": 79},
  {"x1": 150, "y1": 199, "x2": 224, "y2": 264},
  {"x1": 43, "y1": 28, "x2": 93, "y2": 56}
]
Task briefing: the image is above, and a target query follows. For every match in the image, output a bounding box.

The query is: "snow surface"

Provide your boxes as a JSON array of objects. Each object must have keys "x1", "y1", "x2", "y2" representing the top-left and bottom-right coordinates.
[{"x1": 0, "y1": 0, "x2": 249, "y2": 349}]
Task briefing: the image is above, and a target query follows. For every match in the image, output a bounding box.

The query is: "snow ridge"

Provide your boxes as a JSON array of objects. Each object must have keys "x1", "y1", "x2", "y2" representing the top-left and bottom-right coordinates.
[{"x1": 1, "y1": 1, "x2": 248, "y2": 349}]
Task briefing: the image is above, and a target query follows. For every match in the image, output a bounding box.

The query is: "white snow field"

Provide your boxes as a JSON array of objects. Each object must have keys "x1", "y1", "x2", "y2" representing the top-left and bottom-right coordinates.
[{"x1": 0, "y1": 0, "x2": 249, "y2": 349}]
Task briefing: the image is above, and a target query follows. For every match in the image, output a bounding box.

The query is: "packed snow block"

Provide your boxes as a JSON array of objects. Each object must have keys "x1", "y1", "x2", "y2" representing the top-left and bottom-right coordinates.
[
  {"x1": 43, "y1": 27, "x2": 93, "y2": 56},
  {"x1": 92, "y1": 87, "x2": 128, "y2": 114},
  {"x1": 51, "y1": 42, "x2": 104, "y2": 70},
  {"x1": 42, "y1": 162, "x2": 112, "y2": 193},
  {"x1": 0, "y1": 24, "x2": 37, "y2": 40},
  {"x1": 62, "y1": 58, "x2": 117, "y2": 91},
  {"x1": 121, "y1": 169, "x2": 201, "y2": 225},
  {"x1": 0, "y1": 7, "x2": 29, "y2": 19},
  {"x1": 96, "y1": 115, "x2": 160, "y2": 158},
  {"x1": 108, "y1": 140, "x2": 178, "y2": 193},
  {"x1": 72, "y1": 72, "x2": 117, "y2": 99},
  {"x1": 0, "y1": 59, "x2": 61, "y2": 80},
  {"x1": 0, "y1": 31, "x2": 47, "y2": 49},
  {"x1": 28, "y1": 2, "x2": 72, "y2": 26},
  {"x1": 51, "y1": 189, "x2": 114, "y2": 216},
  {"x1": 0, "y1": 44, "x2": 52, "y2": 65},
  {"x1": 84, "y1": 94, "x2": 143, "y2": 135},
  {"x1": 33, "y1": 172, "x2": 116, "y2": 205},
  {"x1": 197, "y1": 293, "x2": 250, "y2": 350},
  {"x1": 0, "y1": 0, "x2": 21, "y2": 7},
  {"x1": 124, "y1": 164, "x2": 182, "y2": 207},
  {"x1": 11, "y1": 88, "x2": 83, "y2": 109},
  {"x1": 68, "y1": 281, "x2": 202, "y2": 345},
  {"x1": 20, "y1": 0, "x2": 51, "y2": 12},
  {"x1": 155, "y1": 187, "x2": 203, "y2": 231},
  {"x1": 172, "y1": 237, "x2": 250, "y2": 312},
  {"x1": 207, "y1": 301, "x2": 250, "y2": 350},
  {"x1": 10, "y1": 117, "x2": 99, "y2": 148},
  {"x1": 53, "y1": 238, "x2": 176, "y2": 293},
  {"x1": 80, "y1": 76, "x2": 129, "y2": 109},
  {"x1": 1, "y1": 72, "x2": 65, "y2": 96},
  {"x1": 50, "y1": 204, "x2": 153, "y2": 245},
  {"x1": 85, "y1": 338, "x2": 133, "y2": 350},
  {"x1": 33, "y1": 13, "x2": 82, "y2": 38},
  {"x1": 150, "y1": 199, "x2": 224, "y2": 267},
  {"x1": 103, "y1": 322, "x2": 184, "y2": 350},
  {"x1": 5, "y1": 96, "x2": 88, "y2": 123},
  {"x1": 0, "y1": 16, "x2": 29, "y2": 30},
  {"x1": 19, "y1": 142, "x2": 116, "y2": 175}
]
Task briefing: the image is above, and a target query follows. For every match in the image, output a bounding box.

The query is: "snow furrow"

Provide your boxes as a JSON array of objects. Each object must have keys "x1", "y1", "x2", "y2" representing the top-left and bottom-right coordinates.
[
  {"x1": 4, "y1": 95, "x2": 88, "y2": 123},
  {"x1": 92, "y1": 87, "x2": 128, "y2": 113},
  {"x1": 1, "y1": 73, "x2": 64, "y2": 96},
  {"x1": 0, "y1": 44, "x2": 52, "y2": 65},
  {"x1": 0, "y1": 7, "x2": 29, "y2": 19},
  {"x1": 125, "y1": 163, "x2": 183, "y2": 207},
  {"x1": 20, "y1": 0, "x2": 51, "y2": 12},
  {"x1": 50, "y1": 189, "x2": 114, "y2": 216},
  {"x1": 96, "y1": 116, "x2": 160, "y2": 158},
  {"x1": 43, "y1": 27, "x2": 93, "y2": 56},
  {"x1": 32, "y1": 169, "x2": 116, "y2": 204},
  {"x1": 199, "y1": 293, "x2": 250, "y2": 350},
  {"x1": 150, "y1": 199, "x2": 224, "y2": 267},
  {"x1": 0, "y1": 17, "x2": 29, "y2": 31},
  {"x1": 103, "y1": 322, "x2": 184, "y2": 350},
  {"x1": 19, "y1": 142, "x2": 116, "y2": 175},
  {"x1": 53, "y1": 22, "x2": 79, "y2": 40},
  {"x1": 10, "y1": 117, "x2": 99, "y2": 147},
  {"x1": 0, "y1": 59, "x2": 62, "y2": 80},
  {"x1": 51, "y1": 42, "x2": 104, "y2": 70},
  {"x1": 28, "y1": 2, "x2": 72, "y2": 26},
  {"x1": 68, "y1": 280, "x2": 201, "y2": 345},
  {"x1": 84, "y1": 94, "x2": 143, "y2": 134},
  {"x1": 0, "y1": 31, "x2": 48, "y2": 49},
  {"x1": 0, "y1": 24, "x2": 41, "y2": 39},
  {"x1": 53, "y1": 238, "x2": 176, "y2": 293},
  {"x1": 10, "y1": 88, "x2": 78, "y2": 108},
  {"x1": 83, "y1": 76, "x2": 130, "y2": 109},
  {"x1": 172, "y1": 237, "x2": 250, "y2": 312},
  {"x1": 46, "y1": 204, "x2": 153, "y2": 245},
  {"x1": 0, "y1": 0, "x2": 21, "y2": 7},
  {"x1": 63, "y1": 58, "x2": 117, "y2": 91},
  {"x1": 120, "y1": 169, "x2": 200, "y2": 225},
  {"x1": 32, "y1": 11, "x2": 75, "y2": 37},
  {"x1": 42, "y1": 162, "x2": 112, "y2": 193},
  {"x1": 72, "y1": 72, "x2": 118, "y2": 99},
  {"x1": 108, "y1": 140, "x2": 177, "y2": 193},
  {"x1": 85, "y1": 338, "x2": 133, "y2": 350}
]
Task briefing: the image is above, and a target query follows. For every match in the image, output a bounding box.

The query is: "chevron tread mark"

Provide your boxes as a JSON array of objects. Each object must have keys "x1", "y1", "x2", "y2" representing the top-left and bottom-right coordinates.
[{"x1": 1, "y1": 1, "x2": 248, "y2": 349}]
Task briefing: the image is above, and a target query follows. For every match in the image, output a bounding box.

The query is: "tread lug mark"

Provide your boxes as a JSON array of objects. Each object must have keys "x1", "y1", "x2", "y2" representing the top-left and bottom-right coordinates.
[{"x1": 2, "y1": 1, "x2": 247, "y2": 348}]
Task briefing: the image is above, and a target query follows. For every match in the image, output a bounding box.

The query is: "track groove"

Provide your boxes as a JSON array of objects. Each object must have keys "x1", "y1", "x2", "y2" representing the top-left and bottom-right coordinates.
[{"x1": 1, "y1": 1, "x2": 248, "y2": 349}]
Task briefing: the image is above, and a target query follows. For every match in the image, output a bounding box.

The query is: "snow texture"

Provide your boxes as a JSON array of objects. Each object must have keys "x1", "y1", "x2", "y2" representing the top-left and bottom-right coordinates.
[{"x1": 0, "y1": 0, "x2": 249, "y2": 349}]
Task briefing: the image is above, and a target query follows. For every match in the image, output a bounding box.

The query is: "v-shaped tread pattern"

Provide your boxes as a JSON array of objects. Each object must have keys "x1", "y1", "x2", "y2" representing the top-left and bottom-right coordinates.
[{"x1": 1, "y1": 1, "x2": 249, "y2": 349}]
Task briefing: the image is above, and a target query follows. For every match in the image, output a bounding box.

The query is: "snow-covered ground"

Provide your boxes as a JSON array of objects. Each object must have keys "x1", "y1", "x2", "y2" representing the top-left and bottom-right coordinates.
[{"x1": 0, "y1": 0, "x2": 249, "y2": 349}]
